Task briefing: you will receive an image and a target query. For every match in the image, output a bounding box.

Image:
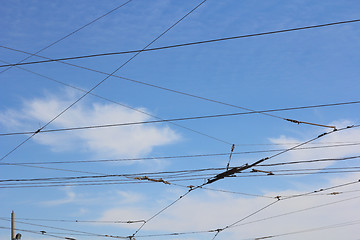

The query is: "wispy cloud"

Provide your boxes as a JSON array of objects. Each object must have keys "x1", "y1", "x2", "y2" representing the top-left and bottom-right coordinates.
[
  {"x1": 267, "y1": 120, "x2": 360, "y2": 170},
  {"x1": 96, "y1": 173, "x2": 360, "y2": 239},
  {"x1": 0, "y1": 89, "x2": 180, "y2": 158},
  {"x1": 41, "y1": 187, "x2": 77, "y2": 206}
]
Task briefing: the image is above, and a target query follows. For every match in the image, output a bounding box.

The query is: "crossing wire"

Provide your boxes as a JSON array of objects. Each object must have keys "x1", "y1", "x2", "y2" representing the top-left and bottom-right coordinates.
[
  {"x1": 132, "y1": 187, "x2": 360, "y2": 238},
  {"x1": 2, "y1": 166, "x2": 360, "y2": 185},
  {"x1": 209, "y1": 178, "x2": 360, "y2": 239},
  {"x1": 1, "y1": 102, "x2": 360, "y2": 137},
  {"x1": 0, "y1": 226, "x2": 70, "y2": 240},
  {"x1": 1, "y1": 18, "x2": 360, "y2": 68},
  {"x1": 0, "y1": 0, "x2": 132, "y2": 74},
  {"x1": 0, "y1": 0, "x2": 209, "y2": 162},
  {"x1": 0, "y1": 45, "x2": 340, "y2": 130},
  {"x1": 0, "y1": 59, "x2": 232, "y2": 145},
  {"x1": 251, "y1": 219, "x2": 360, "y2": 240},
  {"x1": 0, "y1": 217, "x2": 128, "y2": 239},
  {"x1": 1, "y1": 143, "x2": 359, "y2": 166},
  {"x1": 129, "y1": 124, "x2": 359, "y2": 237}
]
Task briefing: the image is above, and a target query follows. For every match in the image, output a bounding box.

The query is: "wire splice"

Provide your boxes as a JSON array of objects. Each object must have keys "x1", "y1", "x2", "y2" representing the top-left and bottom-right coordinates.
[{"x1": 134, "y1": 176, "x2": 170, "y2": 185}]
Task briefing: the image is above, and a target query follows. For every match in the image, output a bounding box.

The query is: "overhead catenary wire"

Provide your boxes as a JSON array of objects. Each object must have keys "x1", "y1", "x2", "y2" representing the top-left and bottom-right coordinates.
[
  {"x1": 1, "y1": 217, "x2": 145, "y2": 224},
  {"x1": 0, "y1": 59, "x2": 232, "y2": 146},
  {"x1": 1, "y1": 101, "x2": 360, "y2": 137},
  {"x1": 0, "y1": 45, "x2": 340, "y2": 130},
  {"x1": 210, "y1": 178, "x2": 360, "y2": 239},
  {"x1": 0, "y1": 225, "x2": 73, "y2": 240},
  {"x1": 1, "y1": 18, "x2": 360, "y2": 68},
  {"x1": 1, "y1": 171, "x2": 360, "y2": 189},
  {"x1": 233, "y1": 195, "x2": 360, "y2": 229},
  {"x1": 0, "y1": 0, "x2": 209, "y2": 162},
  {"x1": 251, "y1": 219, "x2": 360, "y2": 240},
  {"x1": 129, "y1": 124, "x2": 359, "y2": 237},
  {"x1": 4, "y1": 165, "x2": 360, "y2": 184},
  {"x1": 2, "y1": 5, "x2": 360, "y2": 240},
  {"x1": 0, "y1": 218, "x2": 129, "y2": 239},
  {"x1": 0, "y1": 0, "x2": 132, "y2": 74},
  {"x1": 133, "y1": 186, "x2": 360, "y2": 238},
  {"x1": 1, "y1": 144, "x2": 359, "y2": 165}
]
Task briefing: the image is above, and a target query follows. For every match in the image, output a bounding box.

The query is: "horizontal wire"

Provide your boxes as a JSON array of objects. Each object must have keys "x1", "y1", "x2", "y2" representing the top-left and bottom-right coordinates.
[
  {"x1": 6, "y1": 217, "x2": 145, "y2": 224},
  {"x1": 252, "y1": 219, "x2": 360, "y2": 239},
  {"x1": 2, "y1": 165, "x2": 360, "y2": 184},
  {"x1": 134, "y1": 188, "x2": 360, "y2": 238},
  {"x1": 0, "y1": 0, "x2": 133, "y2": 74},
  {"x1": 1, "y1": 143, "x2": 359, "y2": 166},
  {"x1": 1, "y1": 100, "x2": 359, "y2": 137},
  {"x1": 131, "y1": 125, "x2": 359, "y2": 237},
  {"x1": 1, "y1": 164, "x2": 359, "y2": 188},
  {"x1": 1, "y1": 18, "x2": 360, "y2": 68},
  {"x1": 0, "y1": 58, "x2": 232, "y2": 146},
  {"x1": 232, "y1": 195, "x2": 360, "y2": 229},
  {"x1": 0, "y1": 0, "x2": 210, "y2": 163},
  {"x1": 0, "y1": 225, "x2": 69, "y2": 239},
  {"x1": 1, "y1": 171, "x2": 360, "y2": 188},
  {"x1": 0, "y1": 46, "x2": 340, "y2": 129},
  {"x1": 212, "y1": 179, "x2": 360, "y2": 239},
  {"x1": 0, "y1": 217, "x2": 128, "y2": 239}
]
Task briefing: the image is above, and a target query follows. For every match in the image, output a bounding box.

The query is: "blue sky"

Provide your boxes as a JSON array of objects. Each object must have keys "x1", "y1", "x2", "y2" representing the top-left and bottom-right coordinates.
[{"x1": 1, "y1": 0, "x2": 360, "y2": 239}]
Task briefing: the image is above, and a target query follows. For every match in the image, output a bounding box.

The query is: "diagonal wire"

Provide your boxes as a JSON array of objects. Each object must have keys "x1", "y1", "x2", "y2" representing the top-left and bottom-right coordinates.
[
  {"x1": 133, "y1": 192, "x2": 360, "y2": 238},
  {"x1": 0, "y1": 218, "x2": 128, "y2": 239},
  {"x1": 130, "y1": 124, "x2": 359, "y2": 238},
  {"x1": 0, "y1": 0, "x2": 132, "y2": 74},
  {"x1": 0, "y1": 45, "x2": 339, "y2": 130},
  {"x1": 0, "y1": 58, "x2": 232, "y2": 145},
  {"x1": 0, "y1": 0, "x2": 209, "y2": 162},
  {"x1": 1, "y1": 18, "x2": 360, "y2": 68},
  {"x1": 211, "y1": 177, "x2": 360, "y2": 239}
]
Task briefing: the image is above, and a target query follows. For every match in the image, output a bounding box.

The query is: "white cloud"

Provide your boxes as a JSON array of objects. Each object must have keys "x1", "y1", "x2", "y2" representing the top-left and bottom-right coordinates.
[
  {"x1": 0, "y1": 90, "x2": 180, "y2": 157},
  {"x1": 96, "y1": 173, "x2": 360, "y2": 240},
  {"x1": 267, "y1": 120, "x2": 360, "y2": 170},
  {"x1": 41, "y1": 187, "x2": 76, "y2": 206},
  {"x1": 93, "y1": 122, "x2": 360, "y2": 239}
]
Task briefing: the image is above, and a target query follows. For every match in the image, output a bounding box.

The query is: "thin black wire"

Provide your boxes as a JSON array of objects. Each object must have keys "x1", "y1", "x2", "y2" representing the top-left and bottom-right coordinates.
[
  {"x1": 7, "y1": 217, "x2": 146, "y2": 224},
  {"x1": 0, "y1": 218, "x2": 129, "y2": 239},
  {"x1": 1, "y1": 143, "x2": 359, "y2": 183},
  {"x1": 211, "y1": 179, "x2": 360, "y2": 239},
  {"x1": 0, "y1": 171, "x2": 359, "y2": 188},
  {"x1": 0, "y1": 45, "x2": 340, "y2": 130},
  {"x1": 0, "y1": 0, "x2": 132, "y2": 74},
  {"x1": 232, "y1": 170, "x2": 360, "y2": 178},
  {"x1": 0, "y1": 59, "x2": 232, "y2": 145},
  {"x1": 1, "y1": 143, "x2": 359, "y2": 166},
  {"x1": 0, "y1": 161, "x2": 105, "y2": 175},
  {"x1": 232, "y1": 195, "x2": 360, "y2": 229},
  {"x1": 129, "y1": 125, "x2": 359, "y2": 237},
  {"x1": 0, "y1": 0, "x2": 209, "y2": 162},
  {"x1": 0, "y1": 225, "x2": 70, "y2": 239},
  {"x1": 252, "y1": 219, "x2": 360, "y2": 239},
  {"x1": 258, "y1": 155, "x2": 360, "y2": 167},
  {"x1": 130, "y1": 188, "x2": 195, "y2": 238},
  {"x1": 0, "y1": 167, "x2": 224, "y2": 183},
  {"x1": 1, "y1": 18, "x2": 360, "y2": 68},
  {"x1": 132, "y1": 195, "x2": 360, "y2": 238},
  {"x1": 2, "y1": 101, "x2": 360, "y2": 136},
  {"x1": 2, "y1": 166, "x2": 360, "y2": 184}
]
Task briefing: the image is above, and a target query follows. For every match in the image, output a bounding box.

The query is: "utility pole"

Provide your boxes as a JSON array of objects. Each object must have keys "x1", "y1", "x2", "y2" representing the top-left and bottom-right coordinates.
[{"x1": 11, "y1": 211, "x2": 14, "y2": 240}]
